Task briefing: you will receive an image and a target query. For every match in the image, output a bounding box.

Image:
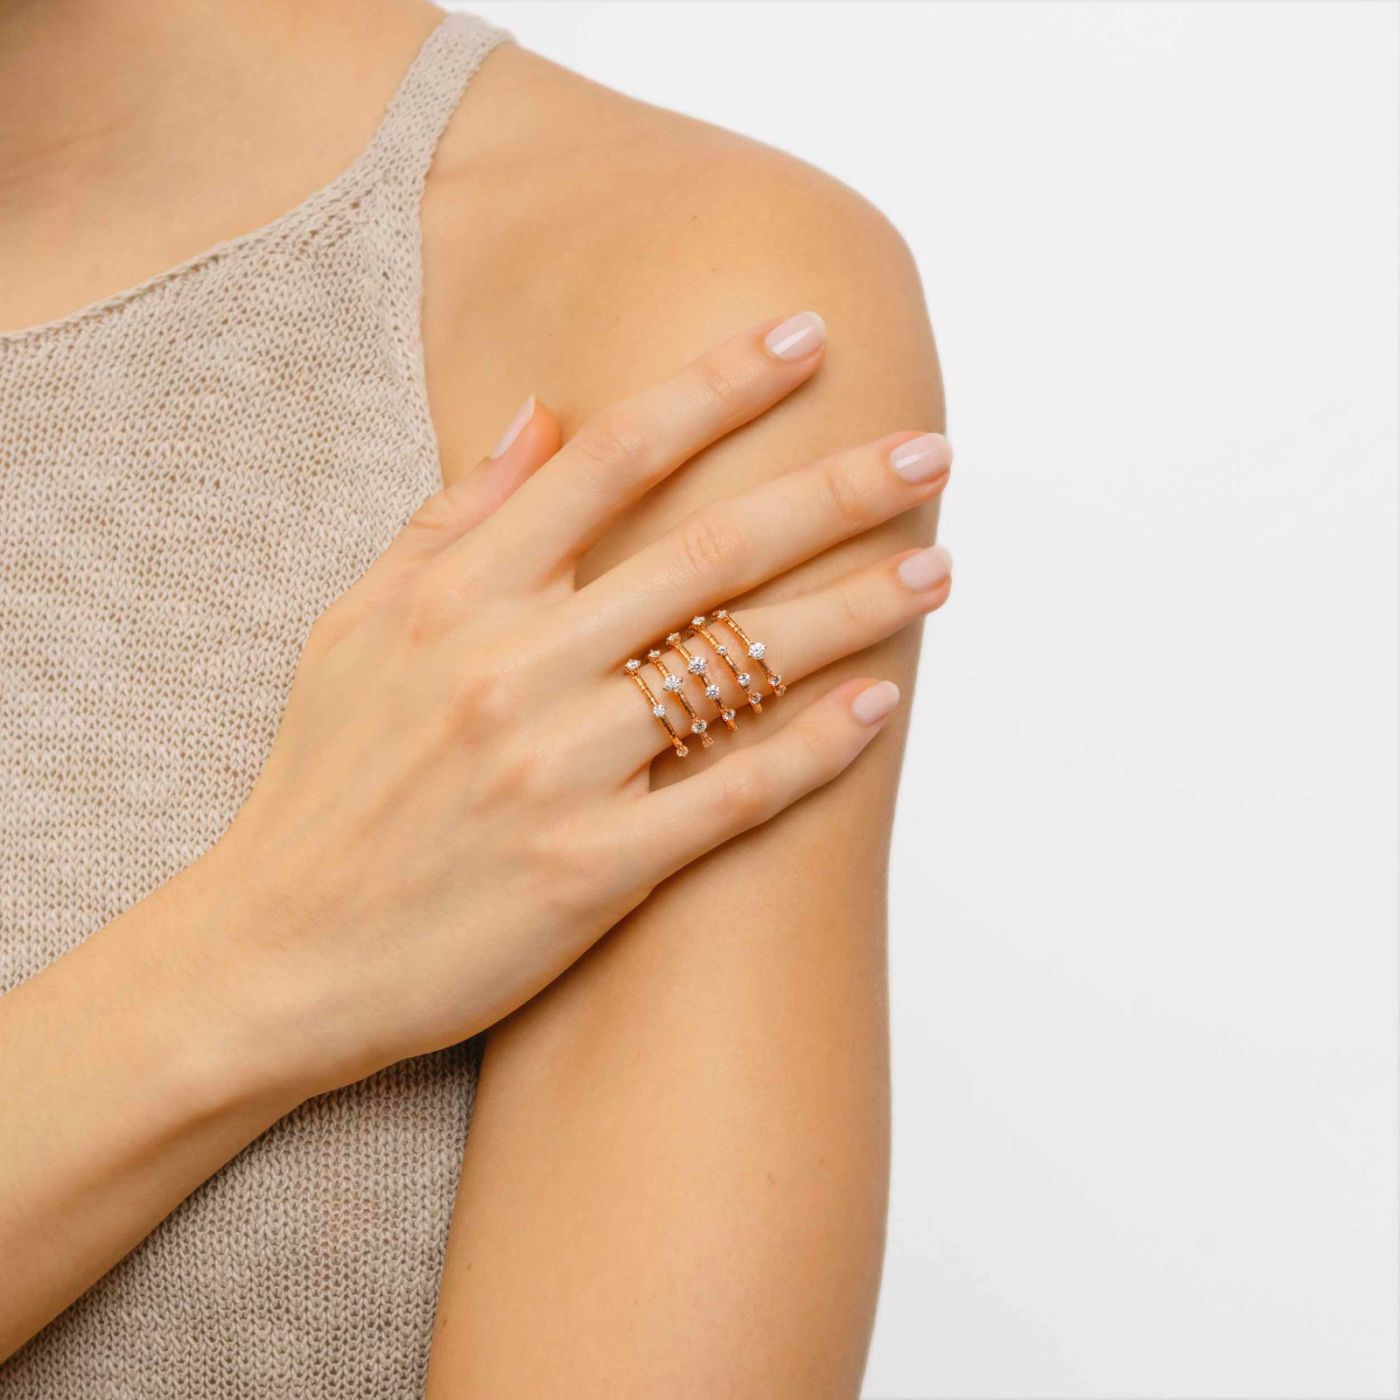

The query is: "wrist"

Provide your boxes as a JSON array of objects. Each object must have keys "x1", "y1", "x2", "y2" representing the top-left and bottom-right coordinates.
[{"x1": 118, "y1": 847, "x2": 344, "y2": 1121}]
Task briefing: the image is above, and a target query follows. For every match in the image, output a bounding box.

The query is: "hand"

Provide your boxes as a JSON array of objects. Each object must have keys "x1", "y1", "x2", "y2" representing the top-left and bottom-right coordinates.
[{"x1": 195, "y1": 312, "x2": 953, "y2": 1094}]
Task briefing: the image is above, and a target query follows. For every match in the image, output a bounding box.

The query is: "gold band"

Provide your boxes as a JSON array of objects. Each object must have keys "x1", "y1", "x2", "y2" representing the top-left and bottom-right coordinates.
[
  {"x1": 649, "y1": 646, "x2": 714, "y2": 748},
  {"x1": 671, "y1": 632, "x2": 738, "y2": 733},
  {"x1": 686, "y1": 618, "x2": 763, "y2": 713},
  {"x1": 624, "y1": 660, "x2": 690, "y2": 758},
  {"x1": 710, "y1": 608, "x2": 786, "y2": 697}
]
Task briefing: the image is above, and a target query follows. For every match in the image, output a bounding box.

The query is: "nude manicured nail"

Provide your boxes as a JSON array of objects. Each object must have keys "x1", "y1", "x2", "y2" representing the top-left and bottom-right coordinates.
[
  {"x1": 764, "y1": 311, "x2": 826, "y2": 361},
  {"x1": 898, "y1": 544, "x2": 953, "y2": 592},
  {"x1": 852, "y1": 680, "x2": 901, "y2": 725},
  {"x1": 488, "y1": 394, "x2": 536, "y2": 459},
  {"x1": 889, "y1": 433, "x2": 952, "y2": 483}
]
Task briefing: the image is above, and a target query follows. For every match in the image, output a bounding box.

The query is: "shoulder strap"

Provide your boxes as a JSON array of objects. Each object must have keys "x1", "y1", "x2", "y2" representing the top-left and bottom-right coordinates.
[{"x1": 361, "y1": 12, "x2": 511, "y2": 194}]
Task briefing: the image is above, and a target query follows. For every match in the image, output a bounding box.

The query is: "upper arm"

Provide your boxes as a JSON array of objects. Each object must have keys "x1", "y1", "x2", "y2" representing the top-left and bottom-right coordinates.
[{"x1": 424, "y1": 87, "x2": 945, "y2": 1400}]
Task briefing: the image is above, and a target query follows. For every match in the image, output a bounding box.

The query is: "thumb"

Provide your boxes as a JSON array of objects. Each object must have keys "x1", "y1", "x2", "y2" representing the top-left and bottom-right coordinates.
[
  {"x1": 460, "y1": 393, "x2": 563, "y2": 525},
  {"x1": 311, "y1": 396, "x2": 562, "y2": 645}
]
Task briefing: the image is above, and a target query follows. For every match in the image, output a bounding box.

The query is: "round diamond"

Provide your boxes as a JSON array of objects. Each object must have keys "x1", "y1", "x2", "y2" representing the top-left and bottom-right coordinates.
[
  {"x1": 705, "y1": 684, "x2": 721, "y2": 700},
  {"x1": 691, "y1": 719, "x2": 708, "y2": 734},
  {"x1": 769, "y1": 674, "x2": 782, "y2": 688},
  {"x1": 714, "y1": 608, "x2": 729, "y2": 619},
  {"x1": 748, "y1": 691, "x2": 763, "y2": 705},
  {"x1": 675, "y1": 744, "x2": 689, "y2": 757},
  {"x1": 625, "y1": 658, "x2": 641, "y2": 672},
  {"x1": 647, "y1": 649, "x2": 661, "y2": 661},
  {"x1": 715, "y1": 645, "x2": 728, "y2": 656},
  {"x1": 690, "y1": 615, "x2": 707, "y2": 628},
  {"x1": 721, "y1": 708, "x2": 736, "y2": 723},
  {"x1": 686, "y1": 655, "x2": 707, "y2": 675},
  {"x1": 662, "y1": 674, "x2": 683, "y2": 693},
  {"x1": 652, "y1": 703, "x2": 666, "y2": 718},
  {"x1": 737, "y1": 672, "x2": 751, "y2": 687},
  {"x1": 666, "y1": 631, "x2": 681, "y2": 645},
  {"x1": 747, "y1": 641, "x2": 766, "y2": 660}
]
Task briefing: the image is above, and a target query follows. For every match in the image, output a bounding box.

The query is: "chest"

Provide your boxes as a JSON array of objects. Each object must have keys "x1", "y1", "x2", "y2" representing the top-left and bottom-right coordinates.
[{"x1": 0, "y1": 230, "x2": 441, "y2": 974}]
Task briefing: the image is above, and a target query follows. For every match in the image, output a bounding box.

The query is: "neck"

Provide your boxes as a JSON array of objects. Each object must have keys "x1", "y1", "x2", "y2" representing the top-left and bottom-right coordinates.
[{"x1": 0, "y1": 0, "x2": 438, "y2": 220}]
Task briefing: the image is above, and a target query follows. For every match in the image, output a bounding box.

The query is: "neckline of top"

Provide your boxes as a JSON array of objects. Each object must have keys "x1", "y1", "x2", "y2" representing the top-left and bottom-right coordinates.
[{"x1": 0, "y1": 11, "x2": 481, "y2": 345}]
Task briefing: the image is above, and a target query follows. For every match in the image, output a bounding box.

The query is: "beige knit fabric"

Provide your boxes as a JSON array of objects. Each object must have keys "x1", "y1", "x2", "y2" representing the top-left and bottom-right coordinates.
[{"x1": 0, "y1": 14, "x2": 509, "y2": 1396}]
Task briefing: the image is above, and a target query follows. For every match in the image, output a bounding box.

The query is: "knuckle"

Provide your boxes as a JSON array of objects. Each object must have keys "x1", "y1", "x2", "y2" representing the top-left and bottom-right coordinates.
[
  {"x1": 816, "y1": 459, "x2": 871, "y2": 532},
  {"x1": 691, "y1": 352, "x2": 748, "y2": 413},
  {"x1": 837, "y1": 579, "x2": 882, "y2": 635},
  {"x1": 573, "y1": 407, "x2": 650, "y2": 477},
  {"x1": 718, "y1": 760, "x2": 773, "y2": 825},
  {"x1": 678, "y1": 508, "x2": 746, "y2": 581},
  {"x1": 535, "y1": 827, "x2": 603, "y2": 914},
  {"x1": 445, "y1": 661, "x2": 513, "y2": 731},
  {"x1": 397, "y1": 578, "x2": 451, "y2": 647},
  {"x1": 404, "y1": 485, "x2": 468, "y2": 541},
  {"x1": 793, "y1": 718, "x2": 843, "y2": 776}
]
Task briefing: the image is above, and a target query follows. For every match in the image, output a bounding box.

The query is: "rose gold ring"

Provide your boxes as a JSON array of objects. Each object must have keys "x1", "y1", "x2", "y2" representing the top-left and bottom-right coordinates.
[
  {"x1": 649, "y1": 646, "x2": 714, "y2": 749},
  {"x1": 670, "y1": 629, "x2": 738, "y2": 733},
  {"x1": 685, "y1": 615, "x2": 763, "y2": 713},
  {"x1": 624, "y1": 659, "x2": 690, "y2": 758},
  {"x1": 708, "y1": 608, "x2": 786, "y2": 698}
]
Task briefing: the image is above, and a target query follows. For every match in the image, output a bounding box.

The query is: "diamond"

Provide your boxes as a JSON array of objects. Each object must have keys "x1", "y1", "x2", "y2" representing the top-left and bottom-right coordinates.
[
  {"x1": 686, "y1": 655, "x2": 707, "y2": 675},
  {"x1": 666, "y1": 632, "x2": 681, "y2": 645},
  {"x1": 737, "y1": 672, "x2": 751, "y2": 687},
  {"x1": 747, "y1": 641, "x2": 766, "y2": 660},
  {"x1": 705, "y1": 684, "x2": 721, "y2": 700},
  {"x1": 715, "y1": 645, "x2": 728, "y2": 656},
  {"x1": 691, "y1": 615, "x2": 707, "y2": 628},
  {"x1": 748, "y1": 691, "x2": 763, "y2": 705},
  {"x1": 647, "y1": 649, "x2": 661, "y2": 661},
  {"x1": 675, "y1": 744, "x2": 689, "y2": 757},
  {"x1": 652, "y1": 703, "x2": 667, "y2": 718},
  {"x1": 714, "y1": 608, "x2": 729, "y2": 619},
  {"x1": 691, "y1": 719, "x2": 708, "y2": 734},
  {"x1": 769, "y1": 674, "x2": 782, "y2": 688},
  {"x1": 662, "y1": 674, "x2": 684, "y2": 693},
  {"x1": 625, "y1": 658, "x2": 641, "y2": 672},
  {"x1": 721, "y1": 708, "x2": 736, "y2": 722}
]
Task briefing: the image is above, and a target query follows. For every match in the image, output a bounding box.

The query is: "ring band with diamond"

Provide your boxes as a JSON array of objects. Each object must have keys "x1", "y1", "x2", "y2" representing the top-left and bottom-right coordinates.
[
  {"x1": 651, "y1": 644, "x2": 714, "y2": 749},
  {"x1": 673, "y1": 627, "x2": 737, "y2": 733},
  {"x1": 624, "y1": 659, "x2": 690, "y2": 758},
  {"x1": 709, "y1": 608, "x2": 786, "y2": 698},
  {"x1": 687, "y1": 617, "x2": 764, "y2": 713}
]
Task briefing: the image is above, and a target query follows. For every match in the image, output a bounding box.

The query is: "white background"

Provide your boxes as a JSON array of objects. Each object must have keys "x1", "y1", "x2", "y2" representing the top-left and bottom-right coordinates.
[{"x1": 464, "y1": 4, "x2": 1399, "y2": 1396}]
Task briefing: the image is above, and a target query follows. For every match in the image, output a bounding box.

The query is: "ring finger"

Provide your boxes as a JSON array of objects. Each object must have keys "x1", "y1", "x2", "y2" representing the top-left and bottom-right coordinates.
[
  {"x1": 570, "y1": 540, "x2": 954, "y2": 780},
  {"x1": 567, "y1": 429, "x2": 952, "y2": 653}
]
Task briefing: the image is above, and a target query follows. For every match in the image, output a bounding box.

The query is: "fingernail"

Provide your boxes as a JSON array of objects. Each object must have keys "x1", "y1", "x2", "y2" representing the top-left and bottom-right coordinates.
[
  {"x1": 764, "y1": 311, "x2": 826, "y2": 361},
  {"x1": 897, "y1": 544, "x2": 953, "y2": 592},
  {"x1": 488, "y1": 394, "x2": 536, "y2": 459},
  {"x1": 852, "y1": 680, "x2": 901, "y2": 725},
  {"x1": 889, "y1": 433, "x2": 952, "y2": 483}
]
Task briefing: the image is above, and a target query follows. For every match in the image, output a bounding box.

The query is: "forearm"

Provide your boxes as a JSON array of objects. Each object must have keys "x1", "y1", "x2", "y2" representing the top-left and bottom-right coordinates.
[
  {"x1": 426, "y1": 138, "x2": 942, "y2": 1393},
  {"x1": 423, "y1": 579, "x2": 927, "y2": 1396},
  {"x1": 0, "y1": 856, "x2": 310, "y2": 1358}
]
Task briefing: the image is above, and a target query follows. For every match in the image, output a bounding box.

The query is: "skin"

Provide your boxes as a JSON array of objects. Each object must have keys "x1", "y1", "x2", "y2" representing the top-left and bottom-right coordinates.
[{"x1": 0, "y1": 1, "x2": 947, "y2": 1394}]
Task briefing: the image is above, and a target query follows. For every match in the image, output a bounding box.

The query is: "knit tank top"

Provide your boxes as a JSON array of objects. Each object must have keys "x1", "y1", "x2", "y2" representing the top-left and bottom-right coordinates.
[{"x1": 0, "y1": 13, "x2": 509, "y2": 1397}]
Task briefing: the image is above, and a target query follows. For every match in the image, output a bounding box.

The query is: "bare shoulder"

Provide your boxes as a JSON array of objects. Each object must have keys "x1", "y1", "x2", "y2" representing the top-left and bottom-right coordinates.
[{"x1": 421, "y1": 41, "x2": 943, "y2": 494}]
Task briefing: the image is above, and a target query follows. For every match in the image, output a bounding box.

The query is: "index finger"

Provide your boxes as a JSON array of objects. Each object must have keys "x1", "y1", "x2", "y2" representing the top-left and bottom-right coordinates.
[{"x1": 459, "y1": 311, "x2": 828, "y2": 587}]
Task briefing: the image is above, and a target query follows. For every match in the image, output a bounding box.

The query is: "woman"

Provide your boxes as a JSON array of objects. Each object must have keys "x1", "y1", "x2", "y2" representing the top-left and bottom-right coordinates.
[{"x1": 0, "y1": 2, "x2": 951, "y2": 1396}]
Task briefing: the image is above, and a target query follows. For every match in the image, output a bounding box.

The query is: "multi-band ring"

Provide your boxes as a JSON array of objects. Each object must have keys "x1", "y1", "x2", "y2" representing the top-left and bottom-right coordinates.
[
  {"x1": 709, "y1": 609, "x2": 786, "y2": 697},
  {"x1": 686, "y1": 616, "x2": 764, "y2": 714},
  {"x1": 626, "y1": 607, "x2": 788, "y2": 755},
  {"x1": 671, "y1": 632, "x2": 738, "y2": 733},
  {"x1": 649, "y1": 647, "x2": 714, "y2": 749},
  {"x1": 624, "y1": 659, "x2": 691, "y2": 759}
]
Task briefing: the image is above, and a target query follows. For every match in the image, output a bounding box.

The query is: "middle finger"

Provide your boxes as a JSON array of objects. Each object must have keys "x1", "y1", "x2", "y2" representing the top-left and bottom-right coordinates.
[{"x1": 567, "y1": 430, "x2": 952, "y2": 655}]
